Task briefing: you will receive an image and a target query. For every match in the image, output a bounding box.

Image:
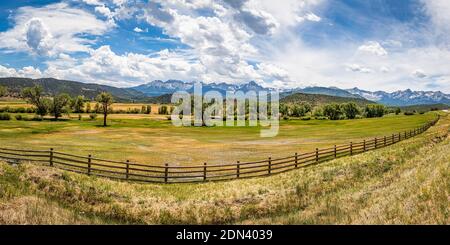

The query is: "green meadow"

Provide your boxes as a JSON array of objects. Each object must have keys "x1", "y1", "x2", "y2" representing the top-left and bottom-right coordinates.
[{"x1": 0, "y1": 112, "x2": 436, "y2": 166}]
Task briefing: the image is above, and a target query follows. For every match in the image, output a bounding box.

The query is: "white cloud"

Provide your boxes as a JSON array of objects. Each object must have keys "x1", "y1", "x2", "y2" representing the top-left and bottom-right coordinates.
[
  {"x1": 133, "y1": 27, "x2": 144, "y2": 33},
  {"x1": 0, "y1": 3, "x2": 110, "y2": 56},
  {"x1": 296, "y1": 13, "x2": 321, "y2": 22},
  {"x1": 358, "y1": 41, "x2": 388, "y2": 56},
  {"x1": 0, "y1": 65, "x2": 42, "y2": 78},
  {"x1": 346, "y1": 64, "x2": 373, "y2": 73},
  {"x1": 412, "y1": 69, "x2": 427, "y2": 78},
  {"x1": 25, "y1": 18, "x2": 54, "y2": 56}
]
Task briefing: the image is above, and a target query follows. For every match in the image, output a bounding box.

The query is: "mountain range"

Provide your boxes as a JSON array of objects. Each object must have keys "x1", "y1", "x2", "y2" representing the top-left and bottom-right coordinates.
[
  {"x1": 1, "y1": 77, "x2": 449, "y2": 106},
  {"x1": 132, "y1": 80, "x2": 450, "y2": 106}
]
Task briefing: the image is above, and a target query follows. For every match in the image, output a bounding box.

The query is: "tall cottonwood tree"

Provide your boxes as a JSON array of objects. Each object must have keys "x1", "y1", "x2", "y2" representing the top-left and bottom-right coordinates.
[
  {"x1": 96, "y1": 92, "x2": 113, "y2": 127},
  {"x1": 22, "y1": 85, "x2": 49, "y2": 117},
  {"x1": 49, "y1": 93, "x2": 71, "y2": 120}
]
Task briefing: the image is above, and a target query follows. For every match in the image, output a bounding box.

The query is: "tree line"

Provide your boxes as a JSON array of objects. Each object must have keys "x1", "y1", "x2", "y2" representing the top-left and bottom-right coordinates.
[
  {"x1": 280, "y1": 102, "x2": 388, "y2": 120},
  {"x1": 19, "y1": 86, "x2": 114, "y2": 126}
]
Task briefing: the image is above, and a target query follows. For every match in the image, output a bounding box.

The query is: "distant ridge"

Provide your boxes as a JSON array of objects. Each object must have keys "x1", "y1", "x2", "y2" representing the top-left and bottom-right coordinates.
[
  {"x1": 280, "y1": 93, "x2": 374, "y2": 107},
  {"x1": 1, "y1": 77, "x2": 449, "y2": 106},
  {"x1": 0, "y1": 77, "x2": 147, "y2": 102}
]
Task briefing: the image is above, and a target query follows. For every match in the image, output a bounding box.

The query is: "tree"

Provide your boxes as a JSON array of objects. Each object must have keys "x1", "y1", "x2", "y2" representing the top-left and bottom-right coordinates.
[
  {"x1": 96, "y1": 92, "x2": 114, "y2": 127},
  {"x1": 49, "y1": 93, "x2": 71, "y2": 120},
  {"x1": 86, "y1": 103, "x2": 91, "y2": 113},
  {"x1": 342, "y1": 102, "x2": 360, "y2": 119},
  {"x1": 158, "y1": 105, "x2": 168, "y2": 115},
  {"x1": 365, "y1": 104, "x2": 386, "y2": 118},
  {"x1": 0, "y1": 86, "x2": 7, "y2": 97},
  {"x1": 22, "y1": 86, "x2": 49, "y2": 117},
  {"x1": 280, "y1": 103, "x2": 289, "y2": 116},
  {"x1": 72, "y1": 95, "x2": 85, "y2": 113},
  {"x1": 289, "y1": 102, "x2": 312, "y2": 117},
  {"x1": 323, "y1": 103, "x2": 343, "y2": 120},
  {"x1": 395, "y1": 107, "x2": 401, "y2": 115},
  {"x1": 146, "y1": 105, "x2": 152, "y2": 114}
]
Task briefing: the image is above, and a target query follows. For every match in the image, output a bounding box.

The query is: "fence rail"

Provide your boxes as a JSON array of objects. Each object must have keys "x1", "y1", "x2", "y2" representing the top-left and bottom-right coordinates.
[{"x1": 0, "y1": 115, "x2": 440, "y2": 184}]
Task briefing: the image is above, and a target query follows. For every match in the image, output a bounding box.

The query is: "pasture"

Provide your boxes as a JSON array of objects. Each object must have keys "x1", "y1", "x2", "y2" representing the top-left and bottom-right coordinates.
[
  {"x1": 0, "y1": 107, "x2": 437, "y2": 166},
  {"x1": 0, "y1": 112, "x2": 448, "y2": 224}
]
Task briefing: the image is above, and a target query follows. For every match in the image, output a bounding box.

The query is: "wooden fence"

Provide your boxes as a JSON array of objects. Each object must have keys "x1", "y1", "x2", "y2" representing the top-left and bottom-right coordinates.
[{"x1": 0, "y1": 115, "x2": 440, "y2": 184}]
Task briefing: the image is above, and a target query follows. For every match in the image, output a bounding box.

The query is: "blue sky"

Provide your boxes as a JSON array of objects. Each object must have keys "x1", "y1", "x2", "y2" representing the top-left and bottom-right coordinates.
[{"x1": 0, "y1": 0, "x2": 449, "y2": 93}]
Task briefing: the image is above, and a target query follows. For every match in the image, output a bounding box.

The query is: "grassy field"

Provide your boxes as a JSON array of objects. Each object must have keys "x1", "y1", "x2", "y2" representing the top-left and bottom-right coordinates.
[
  {"x1": 0, "y1": 112, "x2": 448, "y2": 224},
  {"x1": 0, "y1": 112, "x2": 437, "y2": 166}
]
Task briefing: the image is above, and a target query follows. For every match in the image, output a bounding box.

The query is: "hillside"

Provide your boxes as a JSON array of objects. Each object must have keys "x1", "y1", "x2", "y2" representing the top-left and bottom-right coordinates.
[
  {"x1": 395, "y1": 103, "x2": 449, "y2": 112},
  {"x1": 0, "y1": 77, "x2": 148, "y2": 102},
  {"x1": 280, "y1": 92, "x2": 375, "y2": 106}
]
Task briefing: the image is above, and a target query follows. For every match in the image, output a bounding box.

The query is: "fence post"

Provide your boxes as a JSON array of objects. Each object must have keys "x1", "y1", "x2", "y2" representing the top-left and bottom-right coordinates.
[
  {"x1": 399, "y1": 132, "x2": 401, "y2": 141},
  {"x1": 375, "y1": 138, "x2": 378, "y2": 149},
  {"x1": 164, "y1": 163, "x2": 169, "y2": 183},
  {"x1": 126, "y1": 160, "x2": 130, "y2": 179},
  {"x1": 49, "y1": 148, "x2": 54, "y2": 167},
  {"x1": 316, "y1": 148, "x2": 319, "y2": 162},
  {"x1": 237, "y1": 161, "x2": 240, "y2": 178},
  {"x1": 350, "y1": 142, "x2": 353, "y2": 156},
  {"x1": 334, "y1": 145, "x2": 337, "y2": 158},
  {"x1": 384, "y1": 136, "x2": 387, "y2": 146},
  {"x1": 404, "y1": 131, "x2": 407, "y2": 139},
  {"x1": 295, "y1": 153, "x2": 298, "y2": 168},
  {"x1": 363, "y1": 140, "x2": 366, "y2": 152},
  {"x1": 87, "y1": 154, "x2": 92, "y2": 176},
  {"x1": 392, "y1": 134, "x2": 395, "y2": 144},
  {"x1": 203, "y1": 162, "x2": 207, "y2": 181},
  {"x1": 268, "y1": 157, "x2": 272, "y2": 175}
]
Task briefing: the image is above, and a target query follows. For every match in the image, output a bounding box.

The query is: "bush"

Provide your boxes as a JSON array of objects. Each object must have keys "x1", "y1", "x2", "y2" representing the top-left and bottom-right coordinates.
[
  {"x1": 342, "y1": 102, "x2": 360, "y2": 119},
  {"x1": 89, "y1": 114, "x2": 98, "y2": 120},
  {"x1": 323, "y1": 103, "x2": 343, "y2": 120},
  {"x1": 301, "y1": 116, "x2": 311, "y2": 121},
  {"x1": 365, "y1": 104, "x2": 386, "y2": 118},
  {"x1": 31, "y1": 115, "x2": 43, "y2": 121},
  {"x1": 15, "y1": 114, "x2": 23, "y2": 120},
  {"x1": 158, "y1": 105, "x2": 169, "y2": 115},
  {"x1": 315, "y1": 116, "x2": 328, "y2": 120},
  {"x1": 0, "y1": 113, "x2": 11, "y2": 120},
  {"x1": 404, "y1": 111, "x2": 415, "y2": 116}
]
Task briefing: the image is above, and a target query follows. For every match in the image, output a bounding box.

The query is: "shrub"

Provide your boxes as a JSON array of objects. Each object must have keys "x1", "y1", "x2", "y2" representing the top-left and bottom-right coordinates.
[
  {"x1": 89, "y1": 114, "x2": 98, "y2": 120},
  {"x1": 15, "y1": 114, "x2": 23, "y2": 120},
  {"x1": 315, "y1": 116, "x2": 328, "y2": 120},
  {"x1": 158, "y1": 105, "x2": 169, "y2": 115},
  {"x1": 301, "y1": 116, "x2": 311, "y2": 121},
  {"x1": 31, "y1": 115, "x2": 43, "y2": 121},
  {"x1": 365, "y1": 104, "x2": 386, "y2": 118},
  {"x1": 323, "y1": 103, "x2": 343, "y2": 120},
  {"x1": 404, "y1": 111, "x2": 415, "y2": 116},
  {"x1": 0, "y1": 113, "x2": 11, "y2": 120},
  {"x1": 342, "y1": 102, "x2": 360, "y2": 119}
]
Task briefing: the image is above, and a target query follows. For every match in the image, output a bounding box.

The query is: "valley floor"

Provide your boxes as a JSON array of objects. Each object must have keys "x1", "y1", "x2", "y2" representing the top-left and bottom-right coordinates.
[{"x1": 0, "y1": 114, "x2": 449, "y2": 224}]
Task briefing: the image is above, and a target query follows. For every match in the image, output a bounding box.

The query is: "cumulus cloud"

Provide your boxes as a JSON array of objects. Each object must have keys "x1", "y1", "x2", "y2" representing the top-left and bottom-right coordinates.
[
  {"x1": 0, "y1": 65, "x2": 42, "y2": 78},
  {"x1": 25, "y1": 18, "x2": 54, "y2": 56},
  {"x1": 0, "y1": 3, "x2": 110, "y2": 56},
  {"x1": 358, "y1": 41, "x2": 388, "y2": 56}
]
